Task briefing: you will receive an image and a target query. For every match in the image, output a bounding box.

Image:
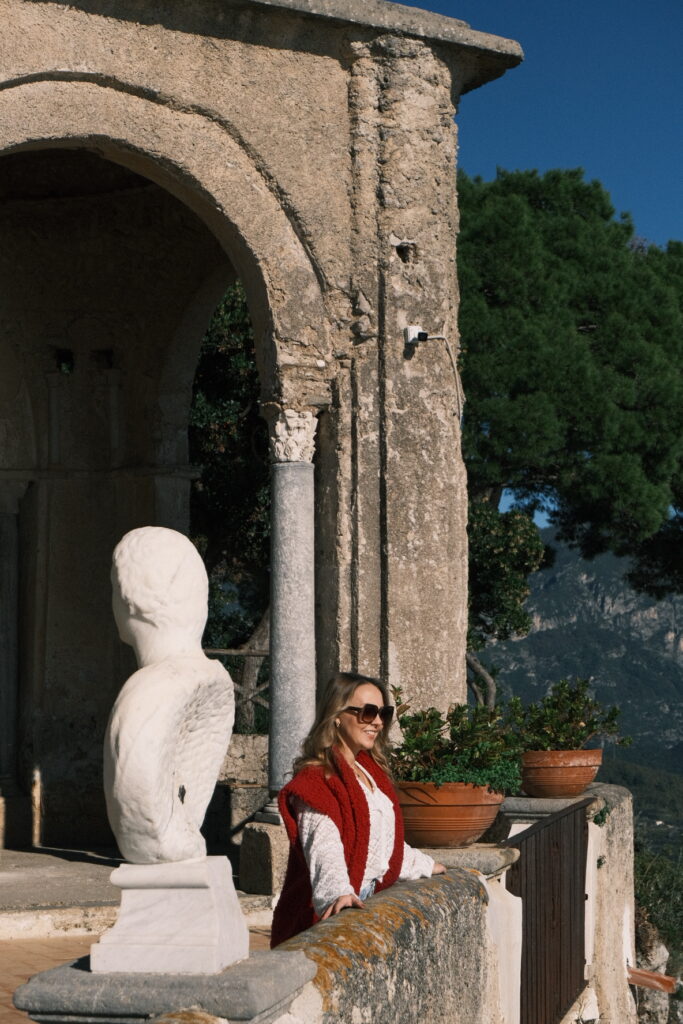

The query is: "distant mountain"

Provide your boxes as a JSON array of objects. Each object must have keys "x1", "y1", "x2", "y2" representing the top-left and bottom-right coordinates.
[
  {"x1": 486, "y1": 529, "x2": 683, "y2": 849},
  {"x1": 487, "y1": 528, "x2": 683, "y2": 769}
]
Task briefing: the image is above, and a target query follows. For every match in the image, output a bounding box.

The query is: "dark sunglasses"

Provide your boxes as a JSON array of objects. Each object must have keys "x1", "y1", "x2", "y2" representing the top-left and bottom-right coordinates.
[{"x1": 341, "y1": 703, "x2": 394, "y2": 726}]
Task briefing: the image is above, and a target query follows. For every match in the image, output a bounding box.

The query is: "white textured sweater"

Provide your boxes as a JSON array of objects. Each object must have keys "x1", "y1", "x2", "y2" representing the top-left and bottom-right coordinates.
[{"x1": 293, "y1": 761, "x2": 434, "y2": 916}]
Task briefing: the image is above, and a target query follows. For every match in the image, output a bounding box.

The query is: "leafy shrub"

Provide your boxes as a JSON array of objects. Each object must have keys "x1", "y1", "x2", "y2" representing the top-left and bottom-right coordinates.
[
  {"x1": 505, "y1": 677, "x2": 630, "y2": 751},
  {"x1": 390, "y1": 689, "x2": 521, "y2": 794},
  {"x1": 635, "y1": 845, "x2": 683, "y2": 975}
]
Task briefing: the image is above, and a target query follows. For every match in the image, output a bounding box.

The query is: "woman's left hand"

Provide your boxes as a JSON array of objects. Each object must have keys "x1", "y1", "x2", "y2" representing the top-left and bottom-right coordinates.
[
  {"x1": 431, "y1": 862, "x2": 447, "y2": 875},
  {"x1": 321, "y1": 893, "x2": 366, "y2": 919}
]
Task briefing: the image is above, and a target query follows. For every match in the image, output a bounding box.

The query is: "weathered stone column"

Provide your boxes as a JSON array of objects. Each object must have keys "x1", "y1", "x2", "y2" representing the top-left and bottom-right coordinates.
[
  {"x1": 261, "y1": 408, "x2": 317, "y2": 812},
  {"x1": 377, "y1": 37, "x2": 468, "y2": 709}
]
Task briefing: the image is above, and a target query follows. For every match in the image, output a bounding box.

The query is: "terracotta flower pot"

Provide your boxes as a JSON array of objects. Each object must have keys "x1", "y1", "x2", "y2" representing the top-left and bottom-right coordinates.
[
  {"x1": 397, "y1": 781, "x2": 504, "y2": 848},
  {"x1": 521, "y1": 748, "x2": 603, "y2": 798}
]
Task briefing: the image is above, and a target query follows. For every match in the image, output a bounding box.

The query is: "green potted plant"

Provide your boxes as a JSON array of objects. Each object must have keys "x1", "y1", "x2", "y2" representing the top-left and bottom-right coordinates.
[
  {"x1": 391, "y1": 688, "x2": 521, "y2": 847},
  {"x1": 505, "y1": 678, "x2": 630, "y2": 798}
]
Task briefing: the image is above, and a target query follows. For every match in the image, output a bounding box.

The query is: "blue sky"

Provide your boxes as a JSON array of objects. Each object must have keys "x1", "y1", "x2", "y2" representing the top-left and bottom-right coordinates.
[{"x1": 400, "y1": 0, "x2": 682, "y2": 248}]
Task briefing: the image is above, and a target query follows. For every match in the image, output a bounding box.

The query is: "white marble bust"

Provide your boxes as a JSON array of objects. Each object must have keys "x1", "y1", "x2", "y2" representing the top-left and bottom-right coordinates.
[{"x1": 103, "y1": 526, "x2": 234, "y2": 864}]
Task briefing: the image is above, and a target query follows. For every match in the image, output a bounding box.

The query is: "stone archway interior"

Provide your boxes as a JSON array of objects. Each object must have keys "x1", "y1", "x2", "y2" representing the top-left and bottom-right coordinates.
[{"x1": 0, "y1": 147, "x2": 236, "y2": 846}]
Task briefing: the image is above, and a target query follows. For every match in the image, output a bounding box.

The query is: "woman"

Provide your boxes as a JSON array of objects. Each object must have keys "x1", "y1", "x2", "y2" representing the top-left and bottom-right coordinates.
[{"x1": 271, "y1": 672, "x2": 446, "y2": 946}]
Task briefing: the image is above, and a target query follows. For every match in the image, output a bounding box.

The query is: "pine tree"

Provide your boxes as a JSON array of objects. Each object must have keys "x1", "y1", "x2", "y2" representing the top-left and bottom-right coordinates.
[
  {"x1": 458, "y1": 168, "x2": 683, "y2": 699},
  {"x1": 459, "y1": 168, "x2": 683, "y2": 559}
]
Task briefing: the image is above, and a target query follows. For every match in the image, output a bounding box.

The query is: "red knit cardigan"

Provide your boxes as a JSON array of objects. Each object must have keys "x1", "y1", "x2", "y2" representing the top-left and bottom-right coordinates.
[{"x1": 270, "y1": 749, "x2": 404, "y2": 947}]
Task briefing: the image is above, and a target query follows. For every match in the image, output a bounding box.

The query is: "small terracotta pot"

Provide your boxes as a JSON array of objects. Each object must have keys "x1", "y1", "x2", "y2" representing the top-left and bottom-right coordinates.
[
  {"x1": 521, "y1": 748, "x2": 603, "y2": 798},
  {"x1": 397, "y1": 781, "x2": 504, "y2": 848}
]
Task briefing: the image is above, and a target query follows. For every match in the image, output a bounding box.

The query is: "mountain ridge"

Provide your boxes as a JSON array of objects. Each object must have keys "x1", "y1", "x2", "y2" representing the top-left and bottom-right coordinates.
[{"x1": 487, "y1": 528, "x2": 683, "y2": 771}]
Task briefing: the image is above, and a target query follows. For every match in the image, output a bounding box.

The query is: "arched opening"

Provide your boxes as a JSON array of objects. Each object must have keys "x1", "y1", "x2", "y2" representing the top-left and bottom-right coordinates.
[
  {"x1": 0, "y1": 146, "x2": 266, "y2": 847},
  {"x1": 0, "y1": 80, "x2": 330, "y2": 852},
  {"x1": 188, "y1": 280, "x2": 271, "y2": 739}
]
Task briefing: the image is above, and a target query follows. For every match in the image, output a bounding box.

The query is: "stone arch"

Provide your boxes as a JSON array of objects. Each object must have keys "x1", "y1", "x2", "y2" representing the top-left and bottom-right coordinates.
[
  {"x1": 0, "y1": 77, "x2": 334, "y2": 845},
  {"x1": 0, "y1": 74, "x2": 331, "y2": 400}
]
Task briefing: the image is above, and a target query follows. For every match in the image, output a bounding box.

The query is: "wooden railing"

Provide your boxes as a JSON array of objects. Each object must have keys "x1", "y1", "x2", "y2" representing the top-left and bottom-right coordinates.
[{"x1": 504, "y1": 798, "x2": 593, "y2": 1024}]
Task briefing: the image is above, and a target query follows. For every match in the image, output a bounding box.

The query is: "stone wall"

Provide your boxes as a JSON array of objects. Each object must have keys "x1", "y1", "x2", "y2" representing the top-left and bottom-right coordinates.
[
  {"x1": 203, "y1": 735, "x2": 269, "y2": 853},
  {"x1": 15, "y1": 784, "x2": 640, "y2": 1024},
  {"x1": 15, "y1": 868, "x2": 516, "y2": 1024},
  {"x1": 279, "y1": 871, "x2": 504, "y2": 1024},
  {"x1": 586, "y1": 784, "x2": 638, "y2": 1024},
  {"x1": 276, "y1": 784, "x2": 638, "y2": 1024}
]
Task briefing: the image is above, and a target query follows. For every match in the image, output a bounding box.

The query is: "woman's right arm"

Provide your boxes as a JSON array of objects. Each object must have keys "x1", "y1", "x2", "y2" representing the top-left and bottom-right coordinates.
[{"x1": 293, "y1": 797, "x2": 364, "y2": 918}]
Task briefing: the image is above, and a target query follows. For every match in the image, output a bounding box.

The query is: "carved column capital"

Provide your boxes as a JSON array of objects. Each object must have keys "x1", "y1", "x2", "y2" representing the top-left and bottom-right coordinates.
[{"x1": 263, "y1": 406, "x2": 318, "y2": 464}]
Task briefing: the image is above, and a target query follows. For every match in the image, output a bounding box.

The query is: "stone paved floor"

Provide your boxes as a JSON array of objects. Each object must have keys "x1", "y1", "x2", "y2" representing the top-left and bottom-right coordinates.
[
  {"x1": 0, "y1": 848, "x2": 120, "y2": 914},
  {"x1": 1, "y1": 936, "x2": 93, "y2": 1024},
  {"x1": 1, "y1": 930, "x2": 272, "y2": 1024}
]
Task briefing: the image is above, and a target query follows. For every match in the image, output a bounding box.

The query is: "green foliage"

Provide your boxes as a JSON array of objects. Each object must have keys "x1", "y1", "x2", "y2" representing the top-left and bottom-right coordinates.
[
  {"x1": 601, "y1": 754, "x2": 683, "y2": 850},
  {"x1": 625, "y1": 512, "x2": 683, "y2": 599},
  {"x1": 505, "y1": 678, "x2": 629, "y2": 751},
  {"x1": 592, "y1": 805, "x2": 611, "y2": 828},
  {"x1": 458, "y1": 169, "x2": 683, "y2": 571},
  {"x1": 390, "y1": 688, "x2": 521, "y2": 794},
  {"x1": 603, "y1": 756, "x2": 683, "y2": 972},
  {"x1": 635, "y1": 847, "x2": 683, "y2": 974},
  {"x1": 468, "y1": 502, "x2": 545, "y2": 650},
  {"x1": 189, "y1": 281, "x2": 270, "y2": 648}
]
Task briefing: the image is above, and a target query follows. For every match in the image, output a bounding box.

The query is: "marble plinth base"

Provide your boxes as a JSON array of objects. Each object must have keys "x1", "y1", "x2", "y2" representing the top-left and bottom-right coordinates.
[{"x1": 90, "y1": 856, "x2": 249, "y2": 974}]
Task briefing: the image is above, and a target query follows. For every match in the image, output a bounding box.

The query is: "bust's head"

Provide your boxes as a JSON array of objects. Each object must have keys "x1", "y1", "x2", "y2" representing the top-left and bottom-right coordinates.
[{"x1": 111, "y1": 527, "x2": 208, "y2": 650}]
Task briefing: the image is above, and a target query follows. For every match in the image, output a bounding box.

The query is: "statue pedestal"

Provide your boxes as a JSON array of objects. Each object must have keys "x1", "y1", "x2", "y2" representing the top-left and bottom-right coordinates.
[{"x1": 90, "y1": 856, "x2": 249, "y2": 974}]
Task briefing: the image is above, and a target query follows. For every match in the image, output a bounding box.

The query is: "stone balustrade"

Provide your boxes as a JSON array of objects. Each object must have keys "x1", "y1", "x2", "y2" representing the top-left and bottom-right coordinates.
[{"x1": 15, "y1": 784, "x2": 637, "y2": 1024}]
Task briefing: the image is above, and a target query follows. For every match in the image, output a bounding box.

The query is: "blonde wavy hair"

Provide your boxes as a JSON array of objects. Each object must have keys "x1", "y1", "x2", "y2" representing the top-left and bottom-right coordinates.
[{"x1": 293, "y1": 672, "x2": 393, "y2": 778}]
